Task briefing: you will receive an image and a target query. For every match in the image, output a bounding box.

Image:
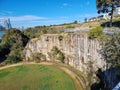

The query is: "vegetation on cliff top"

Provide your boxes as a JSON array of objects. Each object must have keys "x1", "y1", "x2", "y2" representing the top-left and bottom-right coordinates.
[{"x1": 88, "y1": 26, "x2": 104, "y2": 39}]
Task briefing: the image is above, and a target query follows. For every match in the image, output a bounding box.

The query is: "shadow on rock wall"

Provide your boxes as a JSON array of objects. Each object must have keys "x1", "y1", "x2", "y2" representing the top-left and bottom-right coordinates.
[{"x1": 91, "y1": 67, "x2": 120, "y2": 90}]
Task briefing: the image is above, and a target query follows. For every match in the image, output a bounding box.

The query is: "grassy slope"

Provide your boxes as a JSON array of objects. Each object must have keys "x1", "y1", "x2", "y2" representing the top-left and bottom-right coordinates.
[{"x1": 0, "y1": 64, "x2": 75, "y2": 90}]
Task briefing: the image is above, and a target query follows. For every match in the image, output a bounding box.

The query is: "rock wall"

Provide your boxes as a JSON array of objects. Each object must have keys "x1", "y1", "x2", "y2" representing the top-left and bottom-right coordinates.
[{"x1": 24, "y1": 33, "x2": 106, "y2": 72}]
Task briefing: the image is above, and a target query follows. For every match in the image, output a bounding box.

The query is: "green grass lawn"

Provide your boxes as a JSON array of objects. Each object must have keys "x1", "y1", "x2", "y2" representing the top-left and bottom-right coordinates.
[{"x1": 0, "y1": 64, "x2": 75, "y2": 90}]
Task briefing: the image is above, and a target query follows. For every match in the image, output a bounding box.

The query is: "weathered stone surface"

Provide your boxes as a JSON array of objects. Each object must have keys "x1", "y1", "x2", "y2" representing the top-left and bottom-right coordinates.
[{"x1": 24, "y1": 33, "x2": 106, "y2": 72}]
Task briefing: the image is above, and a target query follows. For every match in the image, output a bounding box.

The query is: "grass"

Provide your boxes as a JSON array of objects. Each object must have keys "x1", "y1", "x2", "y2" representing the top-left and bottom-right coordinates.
[
  {"x1": 0, "y1": 64, "x2": 75, "y2": 90},
  {"x1": 54, "y1": 62, "x2": 86, "y2": 90}
]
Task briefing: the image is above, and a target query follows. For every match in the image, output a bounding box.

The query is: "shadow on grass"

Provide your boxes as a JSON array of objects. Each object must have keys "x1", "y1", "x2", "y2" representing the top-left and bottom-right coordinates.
[{"x1": 101, "y1": 21, "x2": 120, "y2": 28}]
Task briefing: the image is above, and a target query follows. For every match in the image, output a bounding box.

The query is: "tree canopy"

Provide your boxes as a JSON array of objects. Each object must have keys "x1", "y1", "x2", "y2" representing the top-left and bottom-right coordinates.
[
  {"x1": 96, "y1": 0, "x2": 120, "y2": 27},
  {"x1": 0, "y1": 29, "x2": 29, "y2": 64},
  {"x1": 101, "y1": 32, "x2": 120, "y2": 67}
]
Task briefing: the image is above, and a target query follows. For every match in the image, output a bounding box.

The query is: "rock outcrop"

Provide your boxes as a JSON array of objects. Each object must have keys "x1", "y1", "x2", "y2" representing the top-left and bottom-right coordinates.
[
  {"x1": 24, "y1": 33, "x2": 106, "y2": 72},
  {"x1": 23, "y1": 33, "x2": 120, "y2": 89}
]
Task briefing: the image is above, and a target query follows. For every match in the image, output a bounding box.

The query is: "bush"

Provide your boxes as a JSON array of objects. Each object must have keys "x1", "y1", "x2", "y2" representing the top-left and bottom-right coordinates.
[
  {"x1": 101, "y1": 32, "x2": 120, "y2": 67},
  {"x1": 88, "y1": 26, "x2": 103, "y2": 39},
  {"x1": 4, "y1": 49, "x2": 22, "y2": 64},
  {"x1": 33, "y1": 53, "x2": 46, "y2": 63},
  {"x1": 5, "y1": 55, "x2": 21, "y2": 64},
  {"x1": 51, "y1": 46, "x2": 59, "y2": 55},
  {"x1": 66, "y1": 25, "x2": 75, "y2": 28},
  {"x1": 51, "y1": 46, "x2": 65, "y2": 63},
  {"x1": 57, "y1": 51, "x2": 65, "y2": 63},
  {"x1": 58, "y1": 35, "x2": 63, "y2": 41},
  {"x1": 0, "y1": 29, "x2": 29, "y2": 64}
]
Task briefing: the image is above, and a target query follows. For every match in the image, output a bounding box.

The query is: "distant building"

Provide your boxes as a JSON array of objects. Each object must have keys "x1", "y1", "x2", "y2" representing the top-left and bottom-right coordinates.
[
  {"x1": 4, "y1": 18, "x2": 12, "y2": 30},
  {"x1": 89, "y1": 17, "x2": 100, "y2": 22},
  {"x1": 89, "y1": 7, "x2": 120, "y2": 22},
  {"x1": 102, "y1": 7, "x2": 120, "y2": 20},
  {"x1": 102, "y1": 13, "x2": 111, "y2": 20},
  {"x1": 0, "y1": 18, "x2": 12, "y2": 30},
  {"x1": 113, "y1": 7, "x2": 120, "y2": 16},
  {"x1": 0, "y1": 24, "x2": 5, "y2": 30},
  {"x1": 7, "y1": 18, "x2": 12, "y2": 29},
  {"x1": 4, "y1": 20, "x2": 9, "y2": 30}
]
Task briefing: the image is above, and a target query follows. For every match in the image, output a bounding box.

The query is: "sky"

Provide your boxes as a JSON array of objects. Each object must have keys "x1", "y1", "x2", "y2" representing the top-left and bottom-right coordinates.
[{"x1": 0, "y1": 0, "x2": 98, "y2": 28}]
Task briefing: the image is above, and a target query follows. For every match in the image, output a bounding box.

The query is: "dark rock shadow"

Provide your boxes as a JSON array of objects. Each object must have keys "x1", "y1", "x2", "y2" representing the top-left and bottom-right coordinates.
[{"x1": 91, "y1": 67, "x2": 120, "y2": 90}]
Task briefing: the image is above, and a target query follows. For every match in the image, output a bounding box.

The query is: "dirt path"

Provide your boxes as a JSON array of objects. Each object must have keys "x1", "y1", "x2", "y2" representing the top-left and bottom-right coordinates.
[
  {"x1": 0, "y1": 62, "x2": 84, "y2": 90},
  {"x1": 59, "y1": 67, "x2": 83, "y2": 90},
  {"x1": 0, "y1": 62, "x2": 53, "y2": 70}
]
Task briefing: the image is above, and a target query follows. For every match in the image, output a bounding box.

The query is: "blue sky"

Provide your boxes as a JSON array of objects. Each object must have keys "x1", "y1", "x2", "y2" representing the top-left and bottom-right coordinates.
[{"x1": 0, "y1": 0, "x2": 98, "y2": 28}]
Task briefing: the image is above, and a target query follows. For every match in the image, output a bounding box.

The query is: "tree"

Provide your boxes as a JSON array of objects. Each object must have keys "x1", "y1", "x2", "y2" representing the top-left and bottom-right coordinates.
[
  {"x1": 96, "y1": 0, "x2": 120, "y2": 27},
  {"x1": 84, "y1": 18, "x2": 87, "y2": 23},
  {"x1": 101, "y1": 32, "x2": 120, "y2": 67},
  {"x1": 0, "y1": 28, "x2": 29, "y2": 64},
  {"x1": 73, "y1": 20, "x2": 78, "y2": 24}
]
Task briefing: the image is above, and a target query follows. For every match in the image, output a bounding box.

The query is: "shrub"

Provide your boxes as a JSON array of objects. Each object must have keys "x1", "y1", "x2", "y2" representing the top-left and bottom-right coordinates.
[
  {"x1": 4, "y1": 49, "x2": 22, "y2": 64},
  {"x1": 33, "y1": 53, "x2": 46, "y2": 63},
  {"x1": 51, "y1": 46, "x2": 65, "y2": 63},
  {"x1": 58, "y1": 35, "x2": 63, "y2": 41},
  {"x1": 0, "y1": 29, "x2": 29, "y2": 64},
  {"x1": 66, "y1": 25, "x2": 75, "y2": 28},
  {"x1": 51, "y1": 46, "x2": 59, "y2": 55},
  {"x1": 88, "y1": 26, "x2": 103, "y2": 39},
  {"x1": 5, "y1": 55, "x2": 21, "y2": 64},
  {"x1": 101, "y1": 32, "x2": 120, "y2": 67},
  {"x1": 57, "y1": 51, "x2": 65, "y2": 63}
]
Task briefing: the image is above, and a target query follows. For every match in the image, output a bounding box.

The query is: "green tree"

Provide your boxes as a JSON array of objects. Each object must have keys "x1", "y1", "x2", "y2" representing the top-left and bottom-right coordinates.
[
  {"x1": 0, "y1": 29, "x2": 29, "y2": 64},
  {"x1": 96, "y1": 0, "x2": 120, "y2": 27},
  {"x1": 2, "y1": 28, "x2": 28, "y2": 47},
  {"x1": 84, "y1": 18, "x2": 87, "y2": 23},
  {"x1": 5, "y1": 49, "x2": 22, "y2": 64},
  {"x1": 73, "y1": 20, "x2": 78, "y2": 24},
  {"x1": 101, "y1": 32, "x2": 120, "y2": 67}
]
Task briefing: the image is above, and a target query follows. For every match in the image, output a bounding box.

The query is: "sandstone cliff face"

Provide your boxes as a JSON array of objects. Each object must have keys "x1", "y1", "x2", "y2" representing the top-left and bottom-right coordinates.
[{"x1": 24, "y1": 33, "x2": 106, "y2": 72}]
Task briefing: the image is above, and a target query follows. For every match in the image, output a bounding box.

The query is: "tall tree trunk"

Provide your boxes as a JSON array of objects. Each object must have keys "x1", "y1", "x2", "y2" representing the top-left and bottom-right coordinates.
[{"x1": 110, "y1": 6, "x2": 114, "y2": 27}]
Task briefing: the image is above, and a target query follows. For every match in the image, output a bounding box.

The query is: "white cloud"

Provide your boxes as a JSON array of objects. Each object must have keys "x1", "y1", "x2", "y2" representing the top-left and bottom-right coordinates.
[
  {"x1": 0, "y1": 15, "x2": 47, "y2": 21},
  {"x1": 0, "y1": 10, "x2": 13, "y2": 16},
  {"x1": 63, "y1": 3, "x2": 68, "y2": 6},
  {"x1": 60, "y1": 3, "x2": 69, "y2": 8}
]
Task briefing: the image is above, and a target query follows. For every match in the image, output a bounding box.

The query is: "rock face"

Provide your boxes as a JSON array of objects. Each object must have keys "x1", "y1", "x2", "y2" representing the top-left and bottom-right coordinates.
[
  {"x1": 24, "y1": 33, "x2": 106, "y2": 72},
  {"x1": 24, "y1": 33, "x2": 120, "y2": 89}
]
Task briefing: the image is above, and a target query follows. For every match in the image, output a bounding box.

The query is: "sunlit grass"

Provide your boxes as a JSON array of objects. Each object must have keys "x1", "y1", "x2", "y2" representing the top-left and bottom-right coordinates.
[{"x1": 0, "y1": 65, "x2": 75, "y2": 90}]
